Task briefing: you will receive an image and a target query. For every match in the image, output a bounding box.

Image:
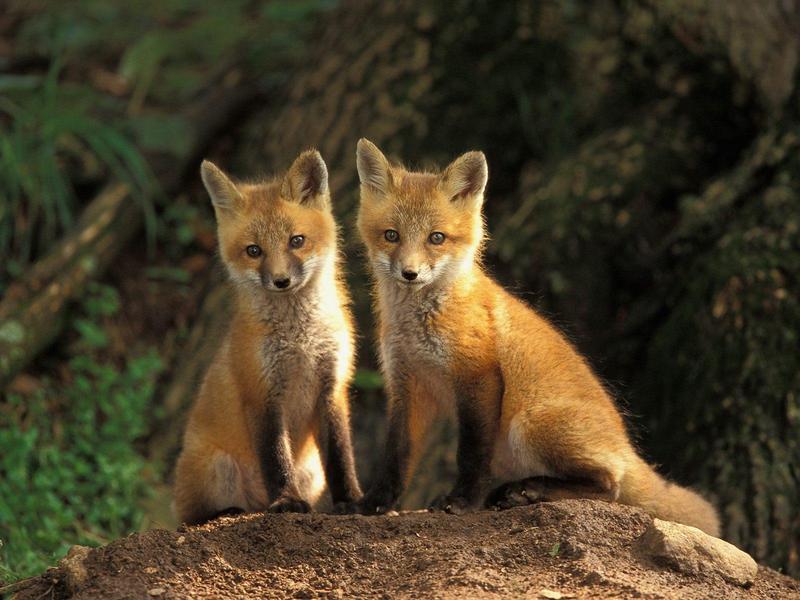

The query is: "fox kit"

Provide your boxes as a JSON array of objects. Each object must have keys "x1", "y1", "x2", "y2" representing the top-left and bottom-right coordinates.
[
  {"x1": 351, "y1": 138, "x2": 719, "y2": 536},
  {"x1": 173, "y1": 150, "x2": 361, "y2": 524}
]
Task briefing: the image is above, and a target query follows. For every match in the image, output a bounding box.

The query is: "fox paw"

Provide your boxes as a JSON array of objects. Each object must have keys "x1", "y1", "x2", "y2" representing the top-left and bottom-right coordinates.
[
  {"x1": 331, "y1": 497, "x2": 365, "y2": 515},
  {"x1": 268, "y1": 496, "x2": 311, "y2": 514},
  {"x1": 428, "y1": 494, "x2": 472, "y2": 515},
  {"x1": 486, "y1": 479, "x2": 545, "y2": 510},
  {"x1": 346, "y1": 494, "x2": 395, "y2": 516}
]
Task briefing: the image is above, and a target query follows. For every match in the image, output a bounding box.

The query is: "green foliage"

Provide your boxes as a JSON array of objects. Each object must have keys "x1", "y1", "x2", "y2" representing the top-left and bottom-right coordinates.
[
  {"x1": 0, "y1": 351, "x2": 162, "y2": 582},
  {"x1": 0, "y1": 61, "x2": 158, "y2": 265},
  {"x1": 158, "y1": 202, "x2": 204, "y2": 257},
  {"x1": 0, "y1": 282, "x2": 162, "y2": 582},
  {"x1": 13, "y1": 0, "x2": 336, "y2": 105},
  {"x1": 126, "y1": 114, "x2": 193, "y2": 159},
  {"x1": 2, "y1": 0, "x2": 336, "y2": 275},
  {"x1": 0, "y1": 2, "x2": 341, "y2": 577}
]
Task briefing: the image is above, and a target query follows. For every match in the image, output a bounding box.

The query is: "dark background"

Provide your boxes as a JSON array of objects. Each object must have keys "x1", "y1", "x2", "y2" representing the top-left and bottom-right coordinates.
[{"x1": 0, "y1": 0, "x2": 798, "y2": 582}]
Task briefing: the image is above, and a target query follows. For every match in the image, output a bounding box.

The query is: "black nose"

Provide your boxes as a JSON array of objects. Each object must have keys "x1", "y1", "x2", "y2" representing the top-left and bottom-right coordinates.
[
  {"x1": 274, "y1": 277, "x2": 291, "y2": 289},
  {"x1": 402, "y1": 270, "x2": 418, "y2": 281}
]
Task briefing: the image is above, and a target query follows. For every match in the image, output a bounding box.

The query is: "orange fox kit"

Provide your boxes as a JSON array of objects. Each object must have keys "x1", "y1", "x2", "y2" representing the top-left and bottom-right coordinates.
[
  {"x1": 173, "y1": 150, "x2": 361, "y2": 524},
  {"x1": 351, "y1": 138, "x2": 720, "y2": 536}
]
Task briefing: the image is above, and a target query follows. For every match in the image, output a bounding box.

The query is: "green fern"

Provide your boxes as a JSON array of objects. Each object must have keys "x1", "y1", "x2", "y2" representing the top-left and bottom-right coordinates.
[{"x1": 0, "y1": 60, "x2": 157, "y2": 264}]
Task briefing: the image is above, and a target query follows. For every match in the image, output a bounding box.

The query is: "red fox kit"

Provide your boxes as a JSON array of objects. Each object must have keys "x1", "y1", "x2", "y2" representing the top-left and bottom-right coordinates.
[
  {"x1": 350, "y1": 138, "x2": 720, "y2": 536},
  {"x1": 173, "y1": 150, "x2": 361, "y2": 524}
]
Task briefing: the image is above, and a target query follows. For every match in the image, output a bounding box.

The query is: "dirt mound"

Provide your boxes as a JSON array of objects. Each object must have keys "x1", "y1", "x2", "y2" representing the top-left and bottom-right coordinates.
[{"x1": 13, "y1": 500, "x2": 799, "y2": 599}]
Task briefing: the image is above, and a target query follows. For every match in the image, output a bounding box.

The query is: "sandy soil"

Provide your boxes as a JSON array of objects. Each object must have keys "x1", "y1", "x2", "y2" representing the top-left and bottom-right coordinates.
[{"x1": 13, "y1": 500, "x2": 800, "y2": 599}]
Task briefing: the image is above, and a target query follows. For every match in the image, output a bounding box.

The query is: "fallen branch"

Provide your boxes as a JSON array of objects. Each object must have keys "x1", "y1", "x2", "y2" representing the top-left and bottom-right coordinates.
[{"x1": 0, "y1": 183, "x2": 138, "y2": 388}]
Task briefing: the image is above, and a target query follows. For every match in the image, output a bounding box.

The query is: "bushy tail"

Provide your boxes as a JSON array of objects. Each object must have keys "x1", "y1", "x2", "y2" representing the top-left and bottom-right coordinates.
[{"x1": 619, "y1": 456, "x2": 720, "y2": 537}]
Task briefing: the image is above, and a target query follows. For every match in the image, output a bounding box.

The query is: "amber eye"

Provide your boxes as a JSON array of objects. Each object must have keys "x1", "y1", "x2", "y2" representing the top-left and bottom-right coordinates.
[
  {"x1": 384, "y1": 229, "x2": 399, "y2": 243},
  {"x1": 246, "y1": 244, "x2": 262, "y2": 258},
  {"x1": 429, "y1": 232, "x2": 445, "y2": 245},
  {"x1": 289, "y1": 235, "x2": 305, "y2": 249}
]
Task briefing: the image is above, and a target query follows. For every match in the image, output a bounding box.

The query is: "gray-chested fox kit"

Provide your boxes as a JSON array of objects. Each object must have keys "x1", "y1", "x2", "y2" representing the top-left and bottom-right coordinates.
[
  {"x1": 173, "y1": 150, "x2": 361, "y2": 524},
  {"x1": 349, "y1": 138, "x2": 719, "y2": 536}
]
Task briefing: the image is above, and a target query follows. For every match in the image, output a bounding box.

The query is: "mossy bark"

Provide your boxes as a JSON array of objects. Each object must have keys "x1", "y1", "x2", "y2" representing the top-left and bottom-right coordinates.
[{"x1": 636, "y1": 128, "x2": 800, "y2": 573}]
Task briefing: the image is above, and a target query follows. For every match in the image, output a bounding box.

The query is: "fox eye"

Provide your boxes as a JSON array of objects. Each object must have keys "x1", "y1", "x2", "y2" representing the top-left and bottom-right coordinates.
[
  {"x1": 429, "y1": 232, "x2": 445, "y2": 245},
  {"x1": 289, "y1": 235, "x2": 305, "y2": 249},
  {"x1": 384, "y1": 229, "x2": 399, "y2": 243},
  {"x1": 246, "y1": 244, "x2": 262, "y2": 258}
]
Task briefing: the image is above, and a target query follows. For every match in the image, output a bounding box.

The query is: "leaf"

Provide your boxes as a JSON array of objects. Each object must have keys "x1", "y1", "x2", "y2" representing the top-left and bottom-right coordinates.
[{"x1": 72, "y1": 319, "x2": 108, "y2": 349}]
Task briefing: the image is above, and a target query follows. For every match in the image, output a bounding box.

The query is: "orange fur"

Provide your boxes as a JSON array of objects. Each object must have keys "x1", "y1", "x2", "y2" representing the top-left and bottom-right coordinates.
[
  {"x1": 174, "y1": 151, "x2": 360, "y2": 524},
  {"x1": 355, "y1": 139, "x2": 719, "y2": 536}
]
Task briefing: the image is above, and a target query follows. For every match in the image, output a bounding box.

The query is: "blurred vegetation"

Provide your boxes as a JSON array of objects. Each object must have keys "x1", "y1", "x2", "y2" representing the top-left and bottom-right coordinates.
[
  {"x1": 0, "y1": 0, "x2": 333, "y2": 292},
  {"x1": 0, "y1": 0, "x2": 334, "y2": 581},
  {"x1": 0, "y1": 60, "x2": 156, "y2": 267},
  {"x1": 0, "y1": 283, "x2": 161, "y2": 580},
  {"x1": 1, "y1": 0, "x2": 798, "y2": 584}
]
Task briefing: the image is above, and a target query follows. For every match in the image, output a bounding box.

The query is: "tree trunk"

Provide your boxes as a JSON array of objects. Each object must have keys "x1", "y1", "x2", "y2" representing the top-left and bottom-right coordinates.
[
  {"x1": 634, "y1": 126, "x2": 800, "y2": 575},
  {"x1": 504, "y1": 1, "x2": 800, "y2": 574}
]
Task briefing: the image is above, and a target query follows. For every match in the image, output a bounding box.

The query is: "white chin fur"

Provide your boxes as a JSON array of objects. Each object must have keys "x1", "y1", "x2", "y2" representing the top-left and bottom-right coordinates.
[
  {"x1": 393, "y1": 276, "x2": 430, "y2": 287},
  {"x1": 373, "y1": 252, "x2": 472, "y2": 290}
]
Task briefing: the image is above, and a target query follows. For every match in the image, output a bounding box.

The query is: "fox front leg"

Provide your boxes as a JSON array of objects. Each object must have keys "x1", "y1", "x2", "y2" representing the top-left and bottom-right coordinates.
[
  {"x1": 257, "y1": 401, "x2": 311, "y2": 513},
  {"x1": 318, "y1": 374, "x2": 362, "y2": 507},
  {"x1": 353, "y1": 395, "x2": 411, "y2": 514},
  {"x1": 429, "y1": 374, "x2": 501, "y2": 514},
  {"x1": 347, "y1": 371, "x2": 435, "y2": 515}
]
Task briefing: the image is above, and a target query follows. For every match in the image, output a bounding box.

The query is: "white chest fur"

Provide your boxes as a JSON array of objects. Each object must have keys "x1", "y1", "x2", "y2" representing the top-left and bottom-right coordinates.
[
  {"x1": 378, "y1": 282, "x2": 457, "y2": 410},
  {"x1": 379, "y1": 283, "x2": 451, "y2": 368},
  {"x1": 252, "y1": 277, "x2": 351, "y2": 432}
]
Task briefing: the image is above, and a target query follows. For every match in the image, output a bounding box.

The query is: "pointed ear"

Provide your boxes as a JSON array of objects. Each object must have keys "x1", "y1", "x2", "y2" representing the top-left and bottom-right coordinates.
[
  {"x1": 281, "y1": 150, "x2": 329, "y2": 209},
  {"x1": 356, "y1": 138, "x2": 392, "y2": 196},
  {"x1": 439, "y1": 151, "x2": 488, "y2": 205},
  {"x1": 200, "y1": 160, "x2": 242, "y2": 214}
]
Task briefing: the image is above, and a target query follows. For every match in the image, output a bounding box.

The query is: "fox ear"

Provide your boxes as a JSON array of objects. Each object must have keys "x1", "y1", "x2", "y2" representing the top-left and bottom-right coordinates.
[
  {"x1": 282, "y1": 150, "x2": 330, "y2": 209},
  {"x1": 439, "y1": 151, "x2": 488, "y2": 206},
  {"x1": 356, "y1": 138, "x2": 392, "y2": 197},
  {"x1": 201, "y1": 160, "x2": 243, "y2": 214}
]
